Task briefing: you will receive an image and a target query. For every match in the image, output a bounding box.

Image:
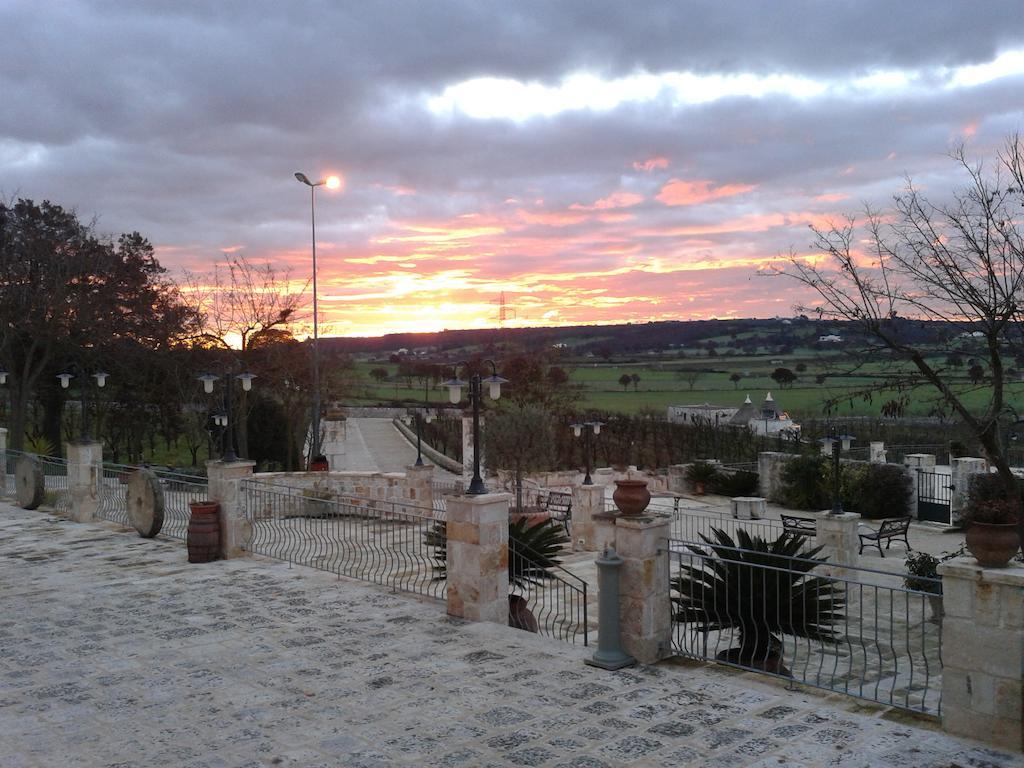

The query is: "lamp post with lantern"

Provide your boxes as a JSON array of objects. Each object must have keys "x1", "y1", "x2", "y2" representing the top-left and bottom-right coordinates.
[
  {"x1": 294, "y1": 170, "x2": 342, "y2": 466},
  {"x1": 198, "y1": 370, "x2": 256, "y2": 462},
  {"x1": 403, "y1": 408, "x2": 435, "y2": 467},
  {"x1": 57, "y1": 366, "x2": 109, "y2": 442},
  {"x1": 443, "y1": 361, "x2": 508, "y2": 495},
  {"x1": 820, "y1": 425, "x2": 855, "y2": 515},
  {"x1": 571, "y1": 419, "x2": 604, "y2": 486}
]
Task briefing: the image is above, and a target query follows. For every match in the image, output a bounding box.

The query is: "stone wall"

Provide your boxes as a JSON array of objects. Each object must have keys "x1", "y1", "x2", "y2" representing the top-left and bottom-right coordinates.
[{"x1": 253, "y1": 468, "x2": 435, "y2": 515}]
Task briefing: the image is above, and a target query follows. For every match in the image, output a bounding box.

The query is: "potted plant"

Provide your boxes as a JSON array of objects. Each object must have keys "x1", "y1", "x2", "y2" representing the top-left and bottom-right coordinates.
[
  {"x1": 672, "y1": 528, "x2": 845, "y2": 675},
  {"x1": 685, "y1": 461, "x2": 719, "y2": 495},
  {"x1": 963, "y1": 499, "x2": 1021, "y2": 568},
  {"x1": 903, "y1": 551, "x2": 943, "y2": 623}
]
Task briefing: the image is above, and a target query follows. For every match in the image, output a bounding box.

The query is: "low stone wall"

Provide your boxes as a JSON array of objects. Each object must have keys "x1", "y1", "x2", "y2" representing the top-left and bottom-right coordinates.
[
  {"x1": 391, "y1": 418, "x2": 463, "y2": 474},
  {"x1": 254, "y1": 468, "x2": 434, "y2": 513}
]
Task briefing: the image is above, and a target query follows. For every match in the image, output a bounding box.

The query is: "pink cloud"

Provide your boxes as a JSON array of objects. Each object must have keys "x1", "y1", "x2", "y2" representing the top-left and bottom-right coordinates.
[
  {"x1": 570, "y1": 191, "x2": 644, "y2": 211},
  {"x1": 656, "y1": 179, "x2": 756, "y2": 206},
  {"x1": 813, "y1": 193, "x2": 849, "y2": 203},
  {"x1": 632, "y1": 156, "x2": 670, "y2": 172}
]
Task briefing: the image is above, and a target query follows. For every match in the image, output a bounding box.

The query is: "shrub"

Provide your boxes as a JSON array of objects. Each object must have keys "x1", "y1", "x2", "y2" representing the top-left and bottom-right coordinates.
[
  {"x1": 776, "y1": 455, "x2": 829, "y2": 510},
  {"x1": 711, "y1": 470, "x2": 759, "y2": 497},
  {"x1": 967, "y1": 472, "x2": 1024, "y2": 508},
  {"x1": 845, "y1": 463, "x2": 913, "y2": 520},
  {"x1": 903, "y1": 552, "x2": 940, "y2": 594},
  {"x1": 685, "y1": 461, "x2": 720, "y2": 485},
  {"x1": 964, "y1": 499, "x2": 1020, "y2": 525}
]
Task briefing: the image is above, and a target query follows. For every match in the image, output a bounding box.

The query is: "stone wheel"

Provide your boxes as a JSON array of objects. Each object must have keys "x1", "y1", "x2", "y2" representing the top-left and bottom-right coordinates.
[
  {"x1": 15, "y1": 455, "x2": 44, "y2": 510},
  {"x1": 126, "y1": 469, "x2": 165, "y2": 538}
]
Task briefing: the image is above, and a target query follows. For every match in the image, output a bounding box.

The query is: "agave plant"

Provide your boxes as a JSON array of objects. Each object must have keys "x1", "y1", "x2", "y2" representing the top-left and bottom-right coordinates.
[
  {"x1": 672, "y1": 528, "x2": 845, "y2": 670},
  {"x1": 425, "y1": 517, "x2": 569, "y2": 588}
]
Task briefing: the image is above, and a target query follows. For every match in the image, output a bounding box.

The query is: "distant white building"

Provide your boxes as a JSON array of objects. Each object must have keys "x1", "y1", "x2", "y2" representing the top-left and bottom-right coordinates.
[
  {"x1": 668, "y1": 393, "x2": 800, "y2": 438},
  {"x1": 667, "y1": 403, "x2": 738, "y2": 426},
  {"x1": 818, "y1": 334, "x2": 842, "y2": 343}
]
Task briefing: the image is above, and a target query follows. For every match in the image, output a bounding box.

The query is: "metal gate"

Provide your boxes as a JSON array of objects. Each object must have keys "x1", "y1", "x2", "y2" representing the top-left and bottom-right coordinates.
[{"x1": 917, "y1": 470, "x2": 951, "y2": 524}]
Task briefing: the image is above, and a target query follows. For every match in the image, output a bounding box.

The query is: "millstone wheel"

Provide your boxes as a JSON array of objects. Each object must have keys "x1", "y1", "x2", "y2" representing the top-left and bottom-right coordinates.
[
  {"x1": 15, "y1": 455, "x2": 45, "y2": 510},
  {"x1": 126, "y1": 469, "x2": 165, "y2": 538}
]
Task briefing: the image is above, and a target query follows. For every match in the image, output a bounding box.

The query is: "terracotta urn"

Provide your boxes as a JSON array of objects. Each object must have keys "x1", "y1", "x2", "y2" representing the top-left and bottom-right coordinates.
[
  {"x1": 965, "y1": 522, "x2": 1021, "y2": 568},
  {"x1": 612, "y1": 479, "x2": 651, "y2": 516}
]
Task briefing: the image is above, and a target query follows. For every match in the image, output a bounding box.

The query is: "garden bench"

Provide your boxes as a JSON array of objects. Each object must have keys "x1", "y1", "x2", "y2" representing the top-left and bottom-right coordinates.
[
  {"x1": 538, "y1": 490, "x2": 573, "y2": 535},
  {"x1": 780, "y1": 514, "x2": 817, "y2": 537},
  {"x1": 858, "y1": 516, "x2": 912, "y2": 557}
]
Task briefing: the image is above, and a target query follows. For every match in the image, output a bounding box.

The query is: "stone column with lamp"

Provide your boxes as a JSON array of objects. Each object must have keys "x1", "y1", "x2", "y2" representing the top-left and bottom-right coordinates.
[
  {"x1": 815, "y1": 428, "x2": 861, "y2": 578},
  {"x1": 445, "y1": 492, "x2": 511, "y2": 624},
  {"x1": 443, "y1": 361, "x2": 507, "y2": 495},
  {"x1": 206, "y1": 458, "x2": 256, "y2": 558}
]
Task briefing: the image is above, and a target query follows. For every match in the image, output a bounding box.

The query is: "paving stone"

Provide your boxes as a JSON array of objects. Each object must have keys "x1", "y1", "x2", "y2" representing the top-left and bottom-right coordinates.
[{"x1": 1, "y1": 504, "x2": 1022, "y2": 768}]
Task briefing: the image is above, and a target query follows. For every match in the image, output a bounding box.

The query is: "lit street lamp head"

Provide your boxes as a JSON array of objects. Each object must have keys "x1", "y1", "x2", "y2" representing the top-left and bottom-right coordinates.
[{"x1": 294, "y1": 172, "x2": 314, "y2": 186}]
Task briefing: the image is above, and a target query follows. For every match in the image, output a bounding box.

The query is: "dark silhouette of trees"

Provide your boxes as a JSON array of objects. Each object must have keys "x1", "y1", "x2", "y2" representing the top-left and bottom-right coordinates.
[
  {"x1": 618, "y1": 374, "x2": 632, "y2": 391},
  {"x1": 771, "y1": 367, "x2": 797, "y2": 388},
  {"x1": 729, "y1": 373, "x2": 742, "y2": 389}
]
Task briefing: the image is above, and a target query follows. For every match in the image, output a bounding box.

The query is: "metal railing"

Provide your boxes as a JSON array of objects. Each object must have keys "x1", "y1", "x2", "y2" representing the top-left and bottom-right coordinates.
[
  {"x1": 509, "y1": 537, "x2": 589, "y2": 646},
  {"x1": 3, "y1": 449, "x2": 17, "y2": 498},
  {"x1": 241, "y1": 480, "x2": 446, "y2": 601},
  {"x1": 96, "y1": 464, "x2": 207, "y2": 541},
  {"x1": 431, "y1": 478, "x2": 464, "y2": 518},
  {"x1": 38, "y1": 455, "x2": 71, "y2": 513},
  {"x1": 668, "y1": 535, "x2": 942, "y2": 715}
]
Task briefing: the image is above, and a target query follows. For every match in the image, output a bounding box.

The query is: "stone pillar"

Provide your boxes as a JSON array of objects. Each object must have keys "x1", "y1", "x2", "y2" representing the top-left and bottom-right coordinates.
[
  {"x1": 615, "y1": 515, "x2": 672, "y2": 664},
  {"x1": 67, "y1": 441, "x2": 103, "y2": 523},
  {"x1": 667, "y1": 464, "x2": 686, "y2": 494},
  {"x1": 951, "y1": 458, "x2": 987, "y2": 526},
  {"x1": 206, "y1": 459, "x2": 256, "y2": 558},
  {"x1": 445, "y1": 493, "x2": 510, "y2": 624},
  {"x1": 903, "y1": 453, "x2": 936, "y2": 470},
  {"x1": 461, "y1": 411, "x2": 484, "y2": 489},
  {"x1": 813, "y1": 511, "x2": 862, "y2": 578},
  {"x1": 571, "y1": 484, "x2": 606, "y2": 552},
  {"x1": 593, "y1": 511, "x2": 617, "y2": 553},
  {"x1": 404, "y1": 463, "x2": 434, "y2": 513},
  {"x1": 938, "y1": 558, "x2": 1024, "y2": 752},
  {"x1": 869, "y1": 442, "x2": 886, "y2": 463}
]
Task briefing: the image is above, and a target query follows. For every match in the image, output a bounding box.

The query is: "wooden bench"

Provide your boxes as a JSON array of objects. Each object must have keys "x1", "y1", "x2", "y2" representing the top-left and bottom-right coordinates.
[
  {"x1": 858, "y1": 516, "x2": 912, "y2": 557},
  {"x1": 538, "y1": 490, "x2": 573, "y2": 535},
  {"x1": 780, "y1": 514, "x2": 817, "y2": 537}
]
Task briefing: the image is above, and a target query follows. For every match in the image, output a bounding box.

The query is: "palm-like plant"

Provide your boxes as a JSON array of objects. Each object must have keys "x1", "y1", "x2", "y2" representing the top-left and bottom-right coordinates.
[
  {"x1": 672, "y1": 528, "x2": 845, "y2": 669},
  {"x1": 425, "y1": 517, "x2": 569, "y2": 588}
]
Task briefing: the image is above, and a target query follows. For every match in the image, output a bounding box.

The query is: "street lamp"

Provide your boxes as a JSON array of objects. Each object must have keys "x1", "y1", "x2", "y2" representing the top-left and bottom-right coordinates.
[
  {"x1": 198, "y1": 369, "x2": 256, "y2": 462},
  {"x1": 443, "y1": 361, "x2": 508, "y2": 494},
  {"x1": 821, "y1": 425, "x2": 855, "y2": 515},
  {"x1": 57, "y1": 367, "x2": 109, "y2": 442},
  {"x1": 571, "y1": 419, "x2": 604, "y2": 485},
  {"x1": 403, "y1": 409, "x2": 435, "y2": 467},
  {"x1": 295, "y1": 170, "x2": 342, "y2": 467}
]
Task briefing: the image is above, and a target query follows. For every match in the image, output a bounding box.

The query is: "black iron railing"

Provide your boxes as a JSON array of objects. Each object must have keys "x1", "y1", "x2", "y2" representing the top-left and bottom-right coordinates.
[
  {"x1": 241, "y1": 479, "x2": 446, "y2": 601},
  {"x1": 668, "y1": 535, "x2": 942, "y2": 715},
  {"x1": 509, "y1": 537, "x2": 589, "y2": 646}
]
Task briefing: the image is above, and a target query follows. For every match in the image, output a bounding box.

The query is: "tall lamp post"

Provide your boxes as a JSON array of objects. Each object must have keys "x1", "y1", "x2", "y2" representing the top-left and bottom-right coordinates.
[
  {"x1": 571, "y1": 419, "x2": 603, "y2": 485},
  {"x1": 57, "y1": 367, "x2": 109, "y2": 442},
  {"x1": 198, "y1": 370, "x2": 256, "y2": 462},
  {"x1": 821, "y1": 425, "x2": 855, "y2": 515},
  {"x1": 443, "y1": 361, "x2": 508, "y2": 495},
  {"x1": 403, "y1": 409, "x2": 435, "y2": 467},
  {"x1": 294, "y1": 171, "x2": 341, "y2": 466}
]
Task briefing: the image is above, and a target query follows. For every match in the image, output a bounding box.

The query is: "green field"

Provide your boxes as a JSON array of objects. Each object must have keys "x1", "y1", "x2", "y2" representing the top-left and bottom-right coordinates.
[{"x1": 340, "y1": 357, "x2": 1020, "y2": 418}]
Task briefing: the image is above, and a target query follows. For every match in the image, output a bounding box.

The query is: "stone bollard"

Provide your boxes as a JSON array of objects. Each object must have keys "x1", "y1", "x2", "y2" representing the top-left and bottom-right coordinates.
[
  {"x1": 67, "y1": 441, "x2": 103, "y2": 523},
  {"x1": 731, "y1": 496, "x2": 766, "y2": 520},
  {"x1": 813, "y1": 511, "x2": 862, "y2": 580},
  {"x1": 206, "y1": 459, "x2": 256, "y2": 558},
  {"x1": 585, "y1": 547, "x2": 636, "y2": 670},
  {"x1": 445, "y1": 492, "x2": 510, "y2": 624},
  {"x1": 938, "y1": 558, "x2": 1024, "y2": 752},
  {"x1": 869, "y1": 442, "x2": 886, "y2": 463},
  {"x1": 950, "y1": 458, "x2": 987, "y2": 527},
  {"x1": 571, "y1": 484, "x2": 606, "y2": 552},
  {"x1": 615, "y1": 515, "x2": 672, "y2": 664}
]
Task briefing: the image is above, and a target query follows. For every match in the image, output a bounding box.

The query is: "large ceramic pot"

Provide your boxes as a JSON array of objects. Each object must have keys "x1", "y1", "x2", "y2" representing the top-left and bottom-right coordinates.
[
  {"x1": 965, "y1": 522, "x2": 1021, "y2": 568},
  {"x1": 612, "y1": 479, "x2": 651, "y2": 516}
]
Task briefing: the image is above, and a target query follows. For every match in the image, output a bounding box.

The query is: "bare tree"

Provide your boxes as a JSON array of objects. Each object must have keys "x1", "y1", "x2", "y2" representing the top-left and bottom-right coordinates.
[
  {"x1": 776, "y1": 134, "x2": 1024, "y2": 506},
  {"x1": 184, "y1": 255, "x2": 308, "y2": 457},
  {"x1": 677, "y1": 369, "x2": 704, "y2": 391}
]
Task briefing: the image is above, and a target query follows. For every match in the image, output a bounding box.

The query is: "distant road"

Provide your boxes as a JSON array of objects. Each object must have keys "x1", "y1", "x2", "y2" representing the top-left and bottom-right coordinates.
[{"x1": 325, "y1": 417, "x2": 459, "y2": 479}]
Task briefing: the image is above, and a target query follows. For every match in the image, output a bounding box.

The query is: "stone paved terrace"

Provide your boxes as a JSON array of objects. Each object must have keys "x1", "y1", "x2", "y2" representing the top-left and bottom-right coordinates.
[{"x1": 2, "y1": 503, "x2": 1021, "y2": 768}]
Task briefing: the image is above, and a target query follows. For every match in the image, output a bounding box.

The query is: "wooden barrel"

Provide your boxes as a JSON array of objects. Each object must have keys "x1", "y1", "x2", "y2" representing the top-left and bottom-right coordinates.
[{"x1": 187, "y1": 502, "x2": 221, "y2": 563}]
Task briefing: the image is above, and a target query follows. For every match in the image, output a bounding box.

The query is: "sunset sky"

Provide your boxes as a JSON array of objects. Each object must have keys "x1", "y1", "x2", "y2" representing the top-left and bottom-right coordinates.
[{"x1": 3, "y1": 1, "x2": 1023, "y2": 337}]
